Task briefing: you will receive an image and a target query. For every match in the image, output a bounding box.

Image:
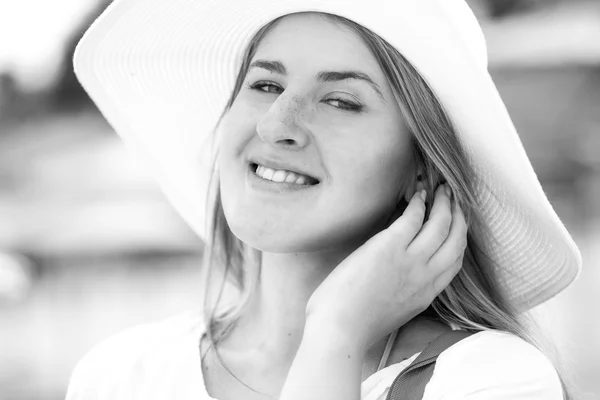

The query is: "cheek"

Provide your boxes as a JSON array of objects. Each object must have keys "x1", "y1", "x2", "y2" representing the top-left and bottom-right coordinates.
[
  {"x1": 339, "y1": 159, "x2": 404, "y2": 216},
  {"x1": 328, "y1": 142, "x2": 411, "y2": 226},
  {"x1": 217, "y1": 106, "x2": 251, "y2": 152},
  {"x1": 332, "y1": 130, "x2": 411, "y2": 200},
  {"x1": 217, "y1": 106, "x2": 256, "y2": 178},
  {"x1": 216, "y1": 111, "x2": 253, "y2": 220}
]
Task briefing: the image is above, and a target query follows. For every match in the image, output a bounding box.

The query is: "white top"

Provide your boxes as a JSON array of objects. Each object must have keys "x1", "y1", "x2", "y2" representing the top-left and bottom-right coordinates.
[{"x1": 65, "y1": 310, "x2": 564, "y2": 400}]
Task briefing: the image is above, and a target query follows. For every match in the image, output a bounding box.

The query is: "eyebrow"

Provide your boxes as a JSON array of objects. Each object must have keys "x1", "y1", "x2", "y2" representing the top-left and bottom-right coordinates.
[{"x1": 248, "y1": 59, "x2": 386, "y2": 104}]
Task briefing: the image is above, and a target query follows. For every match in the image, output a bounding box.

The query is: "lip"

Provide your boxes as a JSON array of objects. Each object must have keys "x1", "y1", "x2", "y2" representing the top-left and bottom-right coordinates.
[{"x1": 248, "y1": 156, "x2": 320, "y2": 184}]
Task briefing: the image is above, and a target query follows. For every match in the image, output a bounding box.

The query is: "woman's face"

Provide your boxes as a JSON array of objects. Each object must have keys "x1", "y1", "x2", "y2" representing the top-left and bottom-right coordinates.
[{"x1": 218, "y1": 12, "x2": 414, "y2": 253}]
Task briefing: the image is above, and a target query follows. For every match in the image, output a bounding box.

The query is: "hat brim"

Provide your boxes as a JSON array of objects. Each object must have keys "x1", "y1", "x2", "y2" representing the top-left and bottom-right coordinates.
[{"x1": 73, "y1": 0, "x2": 582, "y2": 310}]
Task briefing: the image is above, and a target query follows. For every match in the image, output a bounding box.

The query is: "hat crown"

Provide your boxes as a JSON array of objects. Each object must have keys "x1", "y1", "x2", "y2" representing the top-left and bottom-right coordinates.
[{"x1": 309, "y1": 0, "x2": 488, "y2": 69}]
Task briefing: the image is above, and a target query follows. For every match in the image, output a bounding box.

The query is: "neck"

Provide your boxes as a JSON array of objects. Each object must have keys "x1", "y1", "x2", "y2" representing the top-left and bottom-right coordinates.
[{"x1": 220, "y1": 243, "x2": 360, "y2": 368}]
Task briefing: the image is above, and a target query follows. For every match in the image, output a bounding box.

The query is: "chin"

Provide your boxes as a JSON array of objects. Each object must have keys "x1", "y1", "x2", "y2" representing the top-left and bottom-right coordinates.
[
  {"x1": 227, "y1": 219, "x2": 314, "y2": 253},
  {"x1": 226, "y1": 213, "x2": 372, "y2": 255}
]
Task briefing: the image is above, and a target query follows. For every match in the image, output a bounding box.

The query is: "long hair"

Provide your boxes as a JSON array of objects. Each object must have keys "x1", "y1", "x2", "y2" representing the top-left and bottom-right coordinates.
[{"x1": 199, "y1": 12, "x2": 574, "y2": 399}]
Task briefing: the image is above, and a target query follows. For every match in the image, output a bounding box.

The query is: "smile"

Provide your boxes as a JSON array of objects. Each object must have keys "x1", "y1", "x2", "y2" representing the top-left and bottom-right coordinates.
[{"x1": 250, "y1": 163, "x2": 319, "y2": 185}]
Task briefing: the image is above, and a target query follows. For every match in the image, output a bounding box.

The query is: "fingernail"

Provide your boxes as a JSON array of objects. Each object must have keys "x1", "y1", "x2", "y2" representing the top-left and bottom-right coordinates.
[{"x1": 419, "y1": 189, "x2": 426, "y2": 202}]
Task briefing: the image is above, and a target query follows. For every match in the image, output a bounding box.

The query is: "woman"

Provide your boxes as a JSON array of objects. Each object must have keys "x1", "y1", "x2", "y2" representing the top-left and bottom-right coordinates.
[{"x1": 67, "y1": 1, "x2": 582, "y2": 399}]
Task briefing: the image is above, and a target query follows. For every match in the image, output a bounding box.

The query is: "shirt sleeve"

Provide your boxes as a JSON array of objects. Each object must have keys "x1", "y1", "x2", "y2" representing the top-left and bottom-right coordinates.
[{"x1": 362, "y1": 330, "x2": 564, "y2": 400}]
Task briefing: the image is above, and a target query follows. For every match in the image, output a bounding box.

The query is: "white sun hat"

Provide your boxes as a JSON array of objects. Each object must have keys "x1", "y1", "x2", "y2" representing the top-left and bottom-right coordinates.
[{"x1": 73, "y1": 0, "x2": 582, "y2": 311}]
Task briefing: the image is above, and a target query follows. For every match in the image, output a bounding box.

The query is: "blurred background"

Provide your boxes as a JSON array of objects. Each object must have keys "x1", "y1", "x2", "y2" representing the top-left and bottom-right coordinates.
[{"x1": 0, "y1": 0, "x2": 599, "y2": 399}]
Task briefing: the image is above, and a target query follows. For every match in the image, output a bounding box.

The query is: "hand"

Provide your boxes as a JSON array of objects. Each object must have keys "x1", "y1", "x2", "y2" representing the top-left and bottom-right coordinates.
[{"x1": 305, "y1": 183, "x2": 467, "y2": 350}]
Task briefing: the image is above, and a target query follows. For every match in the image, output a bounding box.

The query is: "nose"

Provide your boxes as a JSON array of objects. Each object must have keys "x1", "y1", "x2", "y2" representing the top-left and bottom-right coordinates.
[{"x1": 256, "y1": 93, "x2": 310, "y2": 148}]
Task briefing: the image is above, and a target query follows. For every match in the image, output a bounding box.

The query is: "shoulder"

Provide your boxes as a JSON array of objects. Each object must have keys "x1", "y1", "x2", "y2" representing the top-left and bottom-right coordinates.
[
  {"x1": 66, "y1": 310, "x2": 205, "y2": 399},
  {"x1": 361, "y1": 329, "x2": 564, "y2": 400},
  {"x1": 424, "y1": 329, "x2": 564, "y2": 399}
]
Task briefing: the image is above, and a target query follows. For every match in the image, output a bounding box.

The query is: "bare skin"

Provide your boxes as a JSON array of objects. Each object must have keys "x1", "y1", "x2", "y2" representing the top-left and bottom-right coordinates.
[
  {"x1": 200, "y1": 316, "x2": 451, "y2": 400},
  {"x1": 212, "y1": 12, "x2": 466, "y2": 400},
  {"x1": 200, "y1": 183, "x2": 461, "y2": 400}
]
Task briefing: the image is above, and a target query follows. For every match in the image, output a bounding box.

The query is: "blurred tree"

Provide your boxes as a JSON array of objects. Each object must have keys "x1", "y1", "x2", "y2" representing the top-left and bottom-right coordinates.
[
  {"x1": 478, "y1": 0, "x2": 576, "y2": 18},
  {"x1": 52, "y1": 0, "x2": 112, "y2": 112},
  {"x1": 0, "y1": 72, "x2": 18, "y2": 122},
  {"x1": 0, "y1": 72, "x2": 53, "y2": 126},
  {"x1": 483, "y1": 0, "x2": 538, "y2": 17}
]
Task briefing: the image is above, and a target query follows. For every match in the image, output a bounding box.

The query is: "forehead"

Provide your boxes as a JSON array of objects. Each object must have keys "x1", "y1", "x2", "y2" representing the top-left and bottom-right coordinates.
[{"x1": 253, "y1": 12, "x2": 383, "y2": 78}]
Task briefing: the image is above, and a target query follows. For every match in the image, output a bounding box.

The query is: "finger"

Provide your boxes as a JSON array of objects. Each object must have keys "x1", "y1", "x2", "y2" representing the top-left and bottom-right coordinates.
[
  {"x1": 386, "y1": 189, "x2": 427, "y2": 247},
  {"x1": 426, "y1": 196, "x2": 468, "y2": 275},
  {"x1": 406, "y1": 184, "x2": 452, "y2": 258},
  {"x1": 430, "y1": 253, "x2": 464, "y2": 297}
]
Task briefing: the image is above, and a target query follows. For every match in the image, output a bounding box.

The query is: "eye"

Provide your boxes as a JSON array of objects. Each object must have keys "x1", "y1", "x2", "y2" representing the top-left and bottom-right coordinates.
[
  {"x1": 247, "y1": 81, "x2": 283, "y2": 94},
  {"x1": 325, "y1": 98, "x2": 363, "y2": 112},
  {"x1": 246, "y1": 81, "x2": 363, "y2": 113}
]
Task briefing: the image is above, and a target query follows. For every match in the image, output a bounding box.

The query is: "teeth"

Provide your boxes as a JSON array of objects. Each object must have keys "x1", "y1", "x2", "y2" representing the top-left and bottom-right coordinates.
[
  {"x1": 263, "y1": 168, "x2": 274, "y2": 181},
  {"x1": 254, "y1": 164, "x2": 312, "y2": 185},
  {"x1": 272, "y1": 170, "x2": 287, "y2": 182},
  {"x1": 284, "y1": 173, "x2": 297, "y2": 183}
]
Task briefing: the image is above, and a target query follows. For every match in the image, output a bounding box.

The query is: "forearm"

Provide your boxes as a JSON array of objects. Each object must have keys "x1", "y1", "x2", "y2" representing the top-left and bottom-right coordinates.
[{"x1": 279, "y1": 320, "x2": 366, "y2": 400}]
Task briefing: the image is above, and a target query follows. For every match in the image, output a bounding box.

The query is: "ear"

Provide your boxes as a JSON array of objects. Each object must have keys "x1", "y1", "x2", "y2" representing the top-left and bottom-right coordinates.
[{"x1": 403, "y1": 171, "x2": 426, "y2": 202}]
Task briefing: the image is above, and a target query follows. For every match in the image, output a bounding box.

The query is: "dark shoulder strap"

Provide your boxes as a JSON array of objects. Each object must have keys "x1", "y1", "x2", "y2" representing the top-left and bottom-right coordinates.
[{"x1": 385, "y1": 330, "x2": 474, "y2": 400}]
